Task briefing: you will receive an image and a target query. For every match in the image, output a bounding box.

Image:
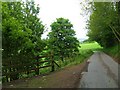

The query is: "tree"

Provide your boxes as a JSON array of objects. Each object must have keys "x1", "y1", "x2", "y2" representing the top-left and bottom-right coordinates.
[
  {"x1": 48, "y1": 18, "x2": 80, "y2": 62},
  {"x1": 2, "y1": 2, "x2": 28, "y2": 81},
  {"x1": 2, "y1": 1, "x2": 45, "y2": 81},
  {"x1": 21, "y1": 1, "x2": 45, "y2": 75},
  {"x1": 87, "y1": 2, "x2": 119, "y2": 48}
]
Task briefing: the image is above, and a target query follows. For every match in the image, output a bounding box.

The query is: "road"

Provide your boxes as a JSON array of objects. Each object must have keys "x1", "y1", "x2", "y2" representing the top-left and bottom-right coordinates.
[{"x1": 79, "y1": 51, "x2": 119, "y2": 88}]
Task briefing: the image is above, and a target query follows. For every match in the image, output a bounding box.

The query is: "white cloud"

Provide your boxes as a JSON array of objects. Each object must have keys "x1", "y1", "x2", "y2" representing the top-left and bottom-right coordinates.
[{"x1": 34, "y1": 0, "x2": 89, "y2": 40}]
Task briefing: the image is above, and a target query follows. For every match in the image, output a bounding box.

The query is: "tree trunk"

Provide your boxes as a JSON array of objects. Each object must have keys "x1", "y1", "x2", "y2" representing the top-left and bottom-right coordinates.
[{"x1": 51, "y1": 55, "x2": 54, "y2": 72}]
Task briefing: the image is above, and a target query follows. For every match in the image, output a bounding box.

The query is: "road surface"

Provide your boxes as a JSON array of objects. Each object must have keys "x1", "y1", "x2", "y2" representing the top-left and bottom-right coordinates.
[{"x1": 79, "y1": 51, "x2": 119, "y2": 88}]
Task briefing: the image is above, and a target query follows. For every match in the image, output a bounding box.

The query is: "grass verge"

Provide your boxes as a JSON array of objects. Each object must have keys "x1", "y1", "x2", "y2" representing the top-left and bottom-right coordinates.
[
  {"x1": 103, "y1": 44, "x2": 120, "y2": 64},
  {"x1": 55, "y1": 50, "x2": 93, "y2": 70},
  {"x1": 55, "y1": 41, "x2": 102, "y2": 70}
]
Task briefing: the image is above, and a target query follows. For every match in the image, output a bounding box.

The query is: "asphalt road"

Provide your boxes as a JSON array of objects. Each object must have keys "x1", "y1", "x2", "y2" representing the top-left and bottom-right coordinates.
[{"x1": 79, "y1": 51, "x2": 119, "y2": 88}]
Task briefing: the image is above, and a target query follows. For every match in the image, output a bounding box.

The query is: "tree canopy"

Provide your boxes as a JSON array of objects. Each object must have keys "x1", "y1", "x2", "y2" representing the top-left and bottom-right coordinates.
[
  {"x1": 2, "y1": 1, "x2": 46, "y2": 81},
  {"x1": 48, "y1": 18, "x2": 80, "y2": 61},
  {"x1": 87, "y1": 2, "x2": 120, "y2": 48}
]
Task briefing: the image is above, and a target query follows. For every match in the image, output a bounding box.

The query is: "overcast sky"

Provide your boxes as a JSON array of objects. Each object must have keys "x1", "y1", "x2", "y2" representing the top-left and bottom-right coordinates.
[{"x1": 34, "y1": 0, "x2": 89, "y2": 41}]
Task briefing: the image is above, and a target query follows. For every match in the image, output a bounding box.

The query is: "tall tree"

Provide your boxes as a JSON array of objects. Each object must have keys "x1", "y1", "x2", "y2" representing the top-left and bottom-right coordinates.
[
  {"x1": 2, "y1": 0, "x2": 45, "y2": 81},
  {"x1": 48, "y1": 18, "x2": 80, "y2": 62},
  {"x1": 21, "y1": 1, "x2": 45, "y2": 75},
  {"x1": 87, "y1": 2, "x2": 119, "y2": 48}
]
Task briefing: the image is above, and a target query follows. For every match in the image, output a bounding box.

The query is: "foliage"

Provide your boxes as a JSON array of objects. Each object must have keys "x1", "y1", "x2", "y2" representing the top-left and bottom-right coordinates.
[
  {"x1": 103, "y1": 44, "x2": 120, "y2": 64},
  {"x1": 2, "y1": 1, "x2": 45, "y2": 81},
  {"x1": 87, "y1": 2, "x2": 120, "y2": 48},
  {"x1": 48, "y1": 18, "x2": 80, "y2": 61}
]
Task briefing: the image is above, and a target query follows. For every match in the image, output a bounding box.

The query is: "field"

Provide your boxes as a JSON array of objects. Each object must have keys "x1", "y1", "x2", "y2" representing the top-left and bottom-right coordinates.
[
  {"x1": 79, "y1": 41, "x2": 103, "y2": 51},
  {"x1": 55, "y1": 42, "x2": 102, "y2": 69}
]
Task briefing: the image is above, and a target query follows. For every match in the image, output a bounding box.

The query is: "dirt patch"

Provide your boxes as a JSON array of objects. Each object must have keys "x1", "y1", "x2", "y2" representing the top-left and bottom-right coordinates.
[{"x1": 2, "y1": 60, "x2": 89, "y2": 88}]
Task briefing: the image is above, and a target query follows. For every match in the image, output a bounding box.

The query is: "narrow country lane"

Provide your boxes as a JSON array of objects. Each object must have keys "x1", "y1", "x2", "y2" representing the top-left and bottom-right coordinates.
[{"x1": 79, "y1": 51, "x2": 119, "y2": 88}]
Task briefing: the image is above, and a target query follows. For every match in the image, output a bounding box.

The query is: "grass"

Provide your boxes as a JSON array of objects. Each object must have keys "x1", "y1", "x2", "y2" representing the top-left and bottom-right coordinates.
[
  {"x1": 79, "y1": 41, "x2": 103, "y2": 51},
  {"x1": 103, "y1": 45, "x2": 120, "y2": 56},
  {"x1": 54, "y1": 41, "x2": 102, "y2": 70},
  {"x1": 40, "y1": 42, "x2": 103, "y2": 72},
  {"x1": 21, "y1": 42, "x2": 118, "y2": 79},
  {"x1": 103, "y1": 44, "x2": 120, "y2": 63}
]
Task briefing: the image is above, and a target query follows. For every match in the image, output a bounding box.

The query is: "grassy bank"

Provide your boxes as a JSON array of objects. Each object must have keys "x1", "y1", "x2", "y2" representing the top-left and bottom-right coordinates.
[
  {"x1": 39, "y1": 49, "x2": 93, "y2": 75},
  {"x1": 56, "y1": 50, "x2": 93, "y2": 68},
  {"x1": 55, "y1": 41, "x2": 102, "y2": 69},
  {"x1": 103, "y1": 44, "x2": 120, "y2": 64}
]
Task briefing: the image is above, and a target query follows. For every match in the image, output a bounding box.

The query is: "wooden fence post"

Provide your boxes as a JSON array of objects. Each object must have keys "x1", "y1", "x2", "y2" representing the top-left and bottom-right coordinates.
[
  {"x1": 51, "y1": 51, "x2": 54, "y2": 72},
  {"x1": 35, "y1": 58, "x2": 39, "y2": 75}
]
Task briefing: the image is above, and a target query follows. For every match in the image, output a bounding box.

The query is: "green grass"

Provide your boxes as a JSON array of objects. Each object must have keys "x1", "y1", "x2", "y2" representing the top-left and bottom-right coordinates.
[
  {"x1": 103, "y1": 44, "x2": 120, "y2": 63},
  {"x1": 79, "y1": 41, "x2": 103, "y2": 51},
  {"x1": 103, "y1": 45, "x2": 120, "y2": 56},
  {"x1": 54, "y1": 42, "x2": 101, "y2": 70},
  {"x1": 35, "y1": 42, "x2": 103, "y2": 75},
  {"x1": 78, "y1": 42, "x2": 103, "y2": 59},
  {"x1": 54, "y1": 52, "x2": 93, "y2": 71}
]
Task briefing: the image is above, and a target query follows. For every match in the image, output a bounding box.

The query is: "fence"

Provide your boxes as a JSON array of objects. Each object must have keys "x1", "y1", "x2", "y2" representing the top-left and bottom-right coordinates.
[{"x1": 2, "y1": 54, "x2": 59, "y2": 82}]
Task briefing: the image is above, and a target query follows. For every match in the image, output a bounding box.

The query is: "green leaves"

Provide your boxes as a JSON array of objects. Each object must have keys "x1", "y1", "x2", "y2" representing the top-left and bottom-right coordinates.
[
  {"x1": 87, "y1": 2, "x2": 119, "y2": 47},
  {"x1": 2, "y1": 1, "x2": 46, "y2": 81},
  {"x1": 48, "y1": 17, "x2": 80, "y2": 61}
]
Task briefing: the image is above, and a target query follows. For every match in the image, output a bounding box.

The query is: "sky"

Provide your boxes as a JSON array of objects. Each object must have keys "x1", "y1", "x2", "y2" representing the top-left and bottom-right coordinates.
[{"x1": 34, "y1": 0, "x2": 89, "y2": 41}]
